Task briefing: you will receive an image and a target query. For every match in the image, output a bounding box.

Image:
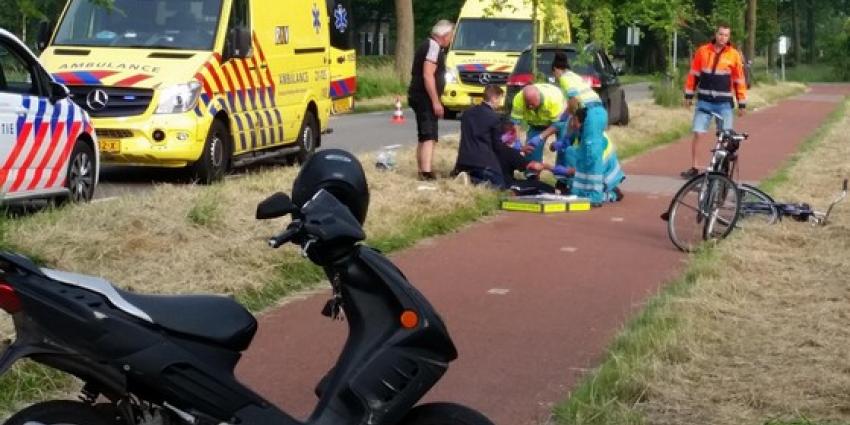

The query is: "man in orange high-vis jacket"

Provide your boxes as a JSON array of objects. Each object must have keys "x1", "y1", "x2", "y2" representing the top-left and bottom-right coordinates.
[{"x1": 681, "y1": 23, "x2": 748, "y2": 179}]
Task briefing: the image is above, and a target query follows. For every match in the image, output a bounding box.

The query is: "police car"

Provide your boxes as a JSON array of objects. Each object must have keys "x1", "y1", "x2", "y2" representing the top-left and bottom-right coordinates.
[{"x1": 0, "y1": 28, "x2": 98, "y2": 204}]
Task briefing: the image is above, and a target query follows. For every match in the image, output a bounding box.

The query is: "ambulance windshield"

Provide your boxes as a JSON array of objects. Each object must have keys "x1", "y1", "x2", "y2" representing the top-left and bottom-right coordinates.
[
  {"x1": 54, "y1": 0, "x2": 224, "y2": 50},
  {"x1": 451, "y1": 19, "x2": 534, "y2": 52}
]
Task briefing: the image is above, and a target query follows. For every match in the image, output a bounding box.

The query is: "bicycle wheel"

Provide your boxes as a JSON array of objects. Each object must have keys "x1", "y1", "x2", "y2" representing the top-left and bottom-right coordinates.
[
  {"x1": 738, "y1": 184, "x2": 780, "y2": 225},
  {"x1": 702, "y1": 174, "x2": 740, "y2": 240},
  {"x1": 666, "y1": 173, "x2": 741, "y2": 252}
]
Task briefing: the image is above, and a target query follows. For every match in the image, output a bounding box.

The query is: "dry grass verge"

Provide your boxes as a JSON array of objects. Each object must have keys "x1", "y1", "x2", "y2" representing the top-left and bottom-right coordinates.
[
  {"x1": 555, "y1": 96, "x2": 849, "y2": 425},
  {"x1": 1, "y1": 137, "x2": 491, "y2": 310}
]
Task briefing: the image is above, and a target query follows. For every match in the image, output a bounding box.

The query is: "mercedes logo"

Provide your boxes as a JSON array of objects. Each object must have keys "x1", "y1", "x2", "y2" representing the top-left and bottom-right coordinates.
[
  {"x1": 86, "y1": 89, "x2": 109, "y2": 111},
  {"x1": 478, "y1": 72, "x2": 492, "y2": 85}
]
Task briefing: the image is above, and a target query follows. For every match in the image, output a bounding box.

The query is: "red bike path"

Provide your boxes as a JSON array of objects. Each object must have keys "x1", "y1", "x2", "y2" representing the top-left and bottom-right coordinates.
[{"x1": 236, "y1": 84, "x2": 850, "y2": 425}]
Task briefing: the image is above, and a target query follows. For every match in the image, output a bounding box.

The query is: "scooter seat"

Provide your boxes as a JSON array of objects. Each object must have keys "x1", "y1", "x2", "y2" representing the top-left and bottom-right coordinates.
[
  {"x1": 117, "y1": 289, "x2": 258, "y2": 352},
  {"x1": 33, "y1": 265, "x2": 258, "y2": 352}
]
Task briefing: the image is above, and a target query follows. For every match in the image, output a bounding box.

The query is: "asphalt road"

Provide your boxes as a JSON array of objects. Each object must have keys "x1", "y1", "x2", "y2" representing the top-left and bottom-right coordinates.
[{"x1": 95, "y1": 82, "x2": 651, "y2": 200}]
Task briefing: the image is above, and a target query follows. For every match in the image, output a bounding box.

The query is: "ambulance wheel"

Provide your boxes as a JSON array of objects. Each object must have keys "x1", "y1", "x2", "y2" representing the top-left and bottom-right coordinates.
[
  {"x1": 296, "y1": 111, "x2": 318, "y2": 164},
  {"x1": 63, "y1": 139, "x2": 96, "y2": 203},
  {"x1": 444, "y1": 110, "x2": 458, "y2": 120},
  {"x1": 193, "y1": 120, "x2": 231, "y2": 184}
]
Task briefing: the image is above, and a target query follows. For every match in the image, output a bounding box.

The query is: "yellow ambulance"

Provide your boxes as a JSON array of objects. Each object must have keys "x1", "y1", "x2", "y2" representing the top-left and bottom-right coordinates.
[
  {"x1": 38, "y1": 0, "x2": 350, "y2": 183},
  {"x1": 328, "y1": 0, "x2": 357, "y2": 114},
  {"x1": 441, "y1": 0, "x2": 571, "y2": 118}
]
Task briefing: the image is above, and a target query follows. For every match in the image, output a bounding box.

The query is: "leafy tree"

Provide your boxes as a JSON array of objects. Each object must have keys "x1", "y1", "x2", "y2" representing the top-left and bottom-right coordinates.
[
  {"x1": 617, "y1": 0, "x2": 694, "y2": 73},
  {"x1": 413, "y1": 0, "x2": 463, "y2": 43}
]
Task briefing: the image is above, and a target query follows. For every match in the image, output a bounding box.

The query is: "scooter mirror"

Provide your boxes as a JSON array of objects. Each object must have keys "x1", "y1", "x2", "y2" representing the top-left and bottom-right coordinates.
[{"x1": 256, "y1": 193, "x2": 298, "y2": 220}]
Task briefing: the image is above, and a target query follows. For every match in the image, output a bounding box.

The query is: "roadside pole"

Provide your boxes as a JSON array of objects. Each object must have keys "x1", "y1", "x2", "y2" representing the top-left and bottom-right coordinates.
[
  {"x1": 779, "y1": 36, "x2": 788, "y2": 81},
  {"x1": 627, "y1": 25, "x2": 640, "y2": 72}
]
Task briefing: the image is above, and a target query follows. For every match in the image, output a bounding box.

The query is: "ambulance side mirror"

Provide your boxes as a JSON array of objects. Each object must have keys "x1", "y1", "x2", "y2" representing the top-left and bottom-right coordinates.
[
  {"x1": 37, "y1": 21, "x2": 52, "y2": 52},
  {"x1": 225, "y1": 27, "x2": 252, "y2": 60}
]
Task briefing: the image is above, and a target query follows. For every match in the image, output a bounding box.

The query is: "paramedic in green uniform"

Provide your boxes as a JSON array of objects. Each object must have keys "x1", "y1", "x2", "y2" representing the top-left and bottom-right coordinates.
[{"x1": 509, "y1": 83, "x2": 568, "y2": 166}]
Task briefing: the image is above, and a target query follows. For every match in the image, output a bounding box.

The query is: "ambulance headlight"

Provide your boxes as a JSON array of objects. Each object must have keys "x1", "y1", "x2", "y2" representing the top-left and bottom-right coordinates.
[
  {"x1": 156, "y1": 81, "x2": 202, "y2": 114},
  {"x1": 445, "y1": 70, "x2": 458, "y2": 84}
]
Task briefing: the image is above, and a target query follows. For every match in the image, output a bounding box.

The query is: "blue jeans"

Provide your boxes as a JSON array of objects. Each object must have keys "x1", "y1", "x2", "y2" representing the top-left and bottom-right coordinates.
[
  {"x1": 692, "y1": 100, "x2": 733, "y2": 133},
  {"x1": 466, "y1": 167, "x2": 506, "y2": 189}
]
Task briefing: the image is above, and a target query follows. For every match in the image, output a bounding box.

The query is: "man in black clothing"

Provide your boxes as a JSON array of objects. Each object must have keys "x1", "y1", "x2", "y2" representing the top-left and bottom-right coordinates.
[
  {"x1": 454, "y1": 84, "x2": 549, "y2": 190},
  {"x1": 408, "y1": 19, "x2": 454, "y2": 181}
]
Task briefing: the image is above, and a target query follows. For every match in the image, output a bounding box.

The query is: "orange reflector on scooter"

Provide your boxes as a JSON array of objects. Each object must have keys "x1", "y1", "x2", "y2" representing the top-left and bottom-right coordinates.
[{"x1": 400, "y1": 310, "x2": 419, "y2": 329}]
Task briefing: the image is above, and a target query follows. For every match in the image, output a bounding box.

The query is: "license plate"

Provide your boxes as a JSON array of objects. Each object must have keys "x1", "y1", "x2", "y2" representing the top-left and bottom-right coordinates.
[
  {"x1": 98, "y1": 139, "x2": 120, "y2": 153},
  {"x1": 333, "y1": 97, "x2": 353, "y2": 113}
]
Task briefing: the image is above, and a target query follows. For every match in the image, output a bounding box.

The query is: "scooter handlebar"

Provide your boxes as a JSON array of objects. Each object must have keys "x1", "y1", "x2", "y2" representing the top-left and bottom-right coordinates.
[{"x1": 268, "y1": 223, "x2": 303, "y2": 249}]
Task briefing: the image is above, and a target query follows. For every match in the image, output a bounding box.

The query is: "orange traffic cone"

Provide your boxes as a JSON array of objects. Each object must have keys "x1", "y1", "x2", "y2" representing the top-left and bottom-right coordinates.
[{"x1": 391, "y1": 97, "x2": 405, "y2": 124}]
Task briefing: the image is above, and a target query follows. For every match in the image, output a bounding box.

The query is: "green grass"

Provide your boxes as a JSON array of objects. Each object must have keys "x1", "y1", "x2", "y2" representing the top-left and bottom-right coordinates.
[
  {"x1": 0, "y1": 361, "x2": 73, "y2": 414},
  {"x1": 186, "y1": 186, "x2": 223, "y2": 227},
  {"x1": 618, "y1": 74, "x2": 655, "y2": 85},
  {"x1": 652, "y1": 73, "x2": 686, "y2": 108},
  {"x1": 783, "y1": 63, "x2": 847, "y2": 83},
  {"x1": 354, "y1": 97, "x2": 406, "y2": 114},
  {"x1": 552, "y1": 97, "x2": 850, "y2": 425},
  {"x1": 356, "y1": 56, "x2": 407, "y2": 100},
  {"x1": 237, "y1": 190, "x2": 500, "y2": 312}
]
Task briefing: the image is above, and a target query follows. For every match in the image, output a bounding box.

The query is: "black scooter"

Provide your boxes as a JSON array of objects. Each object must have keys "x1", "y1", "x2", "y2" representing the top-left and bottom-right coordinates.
[{"x1": 0, "y1": 150, "x2": 494, "y2": 425}]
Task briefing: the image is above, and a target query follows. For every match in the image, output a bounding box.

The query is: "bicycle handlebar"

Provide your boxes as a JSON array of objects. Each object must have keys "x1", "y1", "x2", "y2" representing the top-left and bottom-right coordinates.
[{"x1": 820, "y1": 178, "x2": 848, "y2": 225}]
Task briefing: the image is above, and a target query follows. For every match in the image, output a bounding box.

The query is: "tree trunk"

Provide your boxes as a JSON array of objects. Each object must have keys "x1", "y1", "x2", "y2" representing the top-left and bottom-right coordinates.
[
  {"x1": 792, "y1": 0, "x2": 802, "y2": 64},
  {"x1": 745, "y1": 0, "x2": 757, "y2": 61},
  {"x1": 806, "y1": 0, "x2": 815, "y2": 63},
  {"x1": 393, "y1": 0, "x2": 414, "y2": 85},
  {"x1": 22, "y1": 14, "x2": 27, "y2": 43}
]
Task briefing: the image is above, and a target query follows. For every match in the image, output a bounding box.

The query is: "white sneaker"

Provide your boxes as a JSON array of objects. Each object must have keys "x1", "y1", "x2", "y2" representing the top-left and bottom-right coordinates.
[{"x1": 454, "y1": 171, "x2": 470, "y2": 185}]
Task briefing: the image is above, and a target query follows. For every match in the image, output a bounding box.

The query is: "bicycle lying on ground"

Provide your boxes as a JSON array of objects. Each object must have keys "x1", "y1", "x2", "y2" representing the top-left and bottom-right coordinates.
[
  {"x1": 662, "y1": 109, "x2": 847, "y2": 252},
  {"x1": 738, "y1": 178, "x2": 848, "y2": 226}
]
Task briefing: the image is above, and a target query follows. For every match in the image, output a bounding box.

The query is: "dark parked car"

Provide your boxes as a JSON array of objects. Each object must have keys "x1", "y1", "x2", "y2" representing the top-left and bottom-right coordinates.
[{"x1": 505, "y1": 44, "x2": 629, "y2": 125}]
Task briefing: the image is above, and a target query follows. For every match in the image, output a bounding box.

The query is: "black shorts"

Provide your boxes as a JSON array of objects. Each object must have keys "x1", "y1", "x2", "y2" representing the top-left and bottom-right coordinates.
[{"x1": 409, "y1": 95, "x2": 439, "y2": 143}]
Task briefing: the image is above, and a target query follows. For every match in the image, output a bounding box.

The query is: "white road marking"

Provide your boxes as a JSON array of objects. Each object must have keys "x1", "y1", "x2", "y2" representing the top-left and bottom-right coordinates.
[
  {"x1": 488, "y1": 288, "x2": 510, "y2": 295},
  {"x1": 560, "y1": 246, "x2": 578, "y2": 253}
]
